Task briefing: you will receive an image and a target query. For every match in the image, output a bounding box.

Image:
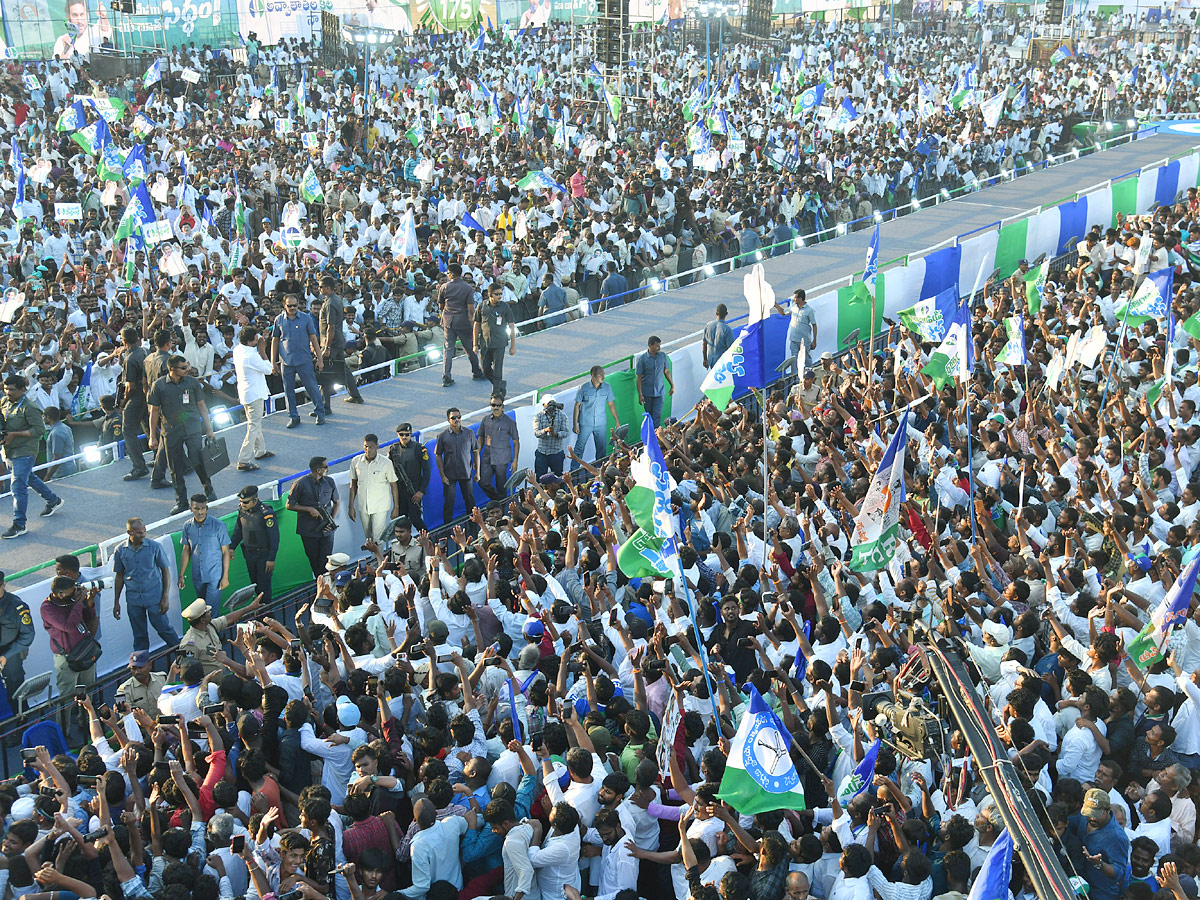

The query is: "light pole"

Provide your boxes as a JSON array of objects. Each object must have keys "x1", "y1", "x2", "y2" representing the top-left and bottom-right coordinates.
[
  {"x1": 715, "y1": 2, "x2": 736, "y2": 83},
  {"x1": 343, "y1": 25, "x2": 397, "y2": 151},
  {"x1": 698, "y1": 2, "x2": 713, "y2": 86}
]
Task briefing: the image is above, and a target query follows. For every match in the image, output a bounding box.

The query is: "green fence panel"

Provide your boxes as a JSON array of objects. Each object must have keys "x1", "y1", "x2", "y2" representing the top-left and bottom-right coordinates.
[
  {"x1": 173, "y1": 497, "x2": 323, "y2": 618},
  {"x1": 1111, "y1": 177, "x2": 1139, "y2": 226}
]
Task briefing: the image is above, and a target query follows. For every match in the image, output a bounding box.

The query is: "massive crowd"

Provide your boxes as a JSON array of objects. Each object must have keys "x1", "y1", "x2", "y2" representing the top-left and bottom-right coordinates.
[
  {"x1": 0, "y1": 3, "x2": 1191, "y2": 523},
  {"x1": 2, "y1": 8, "x2": 1200, "y2": 900}
]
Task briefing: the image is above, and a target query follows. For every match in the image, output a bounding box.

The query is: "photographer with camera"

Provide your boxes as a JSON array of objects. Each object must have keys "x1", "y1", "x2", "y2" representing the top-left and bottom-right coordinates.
[
  {"x1": 533, "y1": 396, "x2": 570, "y2": 479},
  {"x1": 39, "y1": 574, "x2": 100, "y2": 741}
]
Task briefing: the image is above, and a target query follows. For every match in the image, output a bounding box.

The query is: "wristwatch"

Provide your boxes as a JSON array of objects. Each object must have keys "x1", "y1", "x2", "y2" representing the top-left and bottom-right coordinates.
[{"x1": 370, "y1": 774, "x2": 379, "y2": 786}]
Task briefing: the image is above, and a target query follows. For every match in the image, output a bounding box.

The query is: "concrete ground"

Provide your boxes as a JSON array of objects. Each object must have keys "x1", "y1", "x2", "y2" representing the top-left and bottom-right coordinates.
[{"x1": 5, "y1": 131, "x2": 1198, "y2": 581}]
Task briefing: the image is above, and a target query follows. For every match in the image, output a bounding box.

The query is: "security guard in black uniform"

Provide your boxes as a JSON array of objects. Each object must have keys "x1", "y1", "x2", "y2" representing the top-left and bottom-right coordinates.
[
  {"x1": 0, "y1": 570, "x2": 35, "y2": 702},
  {"x1": 230, "y1": 485, "x2": 279, "y2": 605},
  {"x1": 388, "y1": 422, "x2": 431, "y2": 529}
]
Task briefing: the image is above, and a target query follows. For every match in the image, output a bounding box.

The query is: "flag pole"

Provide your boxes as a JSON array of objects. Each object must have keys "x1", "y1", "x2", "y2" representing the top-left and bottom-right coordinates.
[
  {"x1": 965, "y1": 387, "x2": 977, "y2": 545},
  {"x1": 1098, "y1": 302, "x2": 1132, "y2": 413},
  {"x1": 674, "y1": 557, "x2": 722, "y2": 727}
]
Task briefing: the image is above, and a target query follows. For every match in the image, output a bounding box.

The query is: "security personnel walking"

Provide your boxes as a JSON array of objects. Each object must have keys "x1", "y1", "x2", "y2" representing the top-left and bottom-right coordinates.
[
  {"x1": 388, "y1": 422, "x2": 430, "y2": 529},
  {"x1": 231, "y1": 485, "x2": 279, "y2": 605},
  {"x1": 0, "y1": 570, "x2": 34, "y2": 702}
]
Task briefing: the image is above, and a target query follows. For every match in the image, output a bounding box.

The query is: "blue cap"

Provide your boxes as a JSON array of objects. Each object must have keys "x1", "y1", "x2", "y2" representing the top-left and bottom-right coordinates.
[
  {"x1": 1129, "y1": 553, "x2": 1153, "y2": 572},
  {"x1": 334, "y1": 570, "x2": 353, "y2": 586},
  {"x1": 523, "y1": 618, "x2": 545, "y2": 638},
  {"x1": 627, "y1": 603, "x2": 653, "y2": 628}
]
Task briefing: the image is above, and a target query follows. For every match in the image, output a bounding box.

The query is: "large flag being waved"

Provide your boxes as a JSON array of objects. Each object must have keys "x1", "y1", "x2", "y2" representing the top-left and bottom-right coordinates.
[
  {"x1": 796, "y1": 82, "x2": 826, "y2": 114},
  {"x1": 995, "y1": 316, "x2": 1027, "y2": 366},
  {"x1": 1127, "y1": 556, "x2": 1200, "y2": 669},
  {"x1": 71, "y1": 118, "x2": 112, "y2": 156},
  {"x1": 862, "y1": 223, "x2": 880, "y2": 299},
  {"x1": 143, "y1": 58, "x2": 163, "y2": 89},
  {"x1": 849, "y1": 411, "x2": 910, "y2": 571},
  {"x1": 98, "y1": 142, "x2": 126, "y2": 183},
  {"x1": 968, "y1": 829, "x2": 1014, "y2": 900},
  {"x1": 399, "y1": 210, "x2": 420, "y2": 257},
  {"x1": 625, "y1": 414, "x2": 678, "y2": 540},
  {"x1": 131, "y1": 112, "x2": 157, "y2": 137},
  {"x1": 122, "y1": 144, "x2": 148, "y2": 185},
  {"x1": 57, "y1": 100, "x2": 87, "y2": 133},
  {"x1": 86, "y1": 97, "x2": 127, "y2": 122},
  {"x1": 898, "y1": 286, "x2": 957, "y2": 342},
  {"x1": 1024, "y1": 262, "x2": 1047, "y2": 314},
  {"x1": 837, "y1": 738, "x2": 881, "y2": 803},
  {"x1": 1116, "y1": 267, "x2": 1173, "y2": 327},
  {"x1": 460, "y1": 210, "x2": 487, "y2": 233},
  {"x1": 517, "y1": 170, "x2": 568, "y2": 193},
  {"x1": 980, "y1": 90, "x2": 1006, "y2": 129},
  {"x1": 115, "y1": 183, "x2": 156, "y2": 241},
  {"x1": 299, "y1": 163, "x2": 324, "y2": 203},
  {"x1": 603, "y1": 85, "x2": 621, "y2": 123},
  {"x1": 618, "y1": 413, "x2": 682, "y2": 579},
  {"x1": 701, "y1": 321, "x2": 766, "y2": 411},
  {"x1": 1049, "y1": 45, "x2": 1073, "y2": 65},
  {"x1": 616, "y1": 527, "x2": 677, "y2": 578},
  {"x1": 716, "y1": 685, "x2": 807, "y2": 815},
  {"x1": 233, "y1": 173, "x2": 247, "y2": 236},
  {"x1": 921, "y1": 300, "x2": 974, "y2": 389},
  {"x1": 1182, "y1": 308, "x2": 1200, "y2": 341}
]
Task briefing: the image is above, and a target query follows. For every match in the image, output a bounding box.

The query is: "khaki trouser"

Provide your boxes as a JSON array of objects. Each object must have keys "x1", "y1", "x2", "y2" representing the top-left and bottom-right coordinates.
[
  {"x1": 357, "y1": 506, "x2": 391, "y2": 545},
  {"x1": 239, "y1": 398, "x2": 266, "y2": 465}
]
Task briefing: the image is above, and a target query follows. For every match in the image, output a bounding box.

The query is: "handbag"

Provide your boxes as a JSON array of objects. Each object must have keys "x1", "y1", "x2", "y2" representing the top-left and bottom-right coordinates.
[
  {"x1": 66, "y1": 635, "x2": 102, "y2": 672},
  {"x1": 199, "y1": 436, "x2": 231, "y2": 477}
]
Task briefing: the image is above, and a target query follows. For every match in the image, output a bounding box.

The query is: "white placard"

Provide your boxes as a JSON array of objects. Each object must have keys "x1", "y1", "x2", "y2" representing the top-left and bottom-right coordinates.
[
  {"x1": 143, "y1": 219, "x2": 174, "y2": 244},
  {"x1": 28, "y1": 159, "x2": 52, "y2": 184},
  {"x1": 150, "y1": 175, "x2": 170, "y2": 203},
  {"x1": 181, "y1": 68, "x2": 201, "y2": 84},
  {"x1": 54, "y1": 202, "x2": 82, "y2": 221}
]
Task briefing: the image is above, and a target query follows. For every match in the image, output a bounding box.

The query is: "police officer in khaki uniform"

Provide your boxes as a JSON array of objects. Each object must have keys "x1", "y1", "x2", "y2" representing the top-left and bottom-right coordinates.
[
  {"x1": 177, "y1": 595, "x2": 262, "y2": 676},
  {"x1": 385, "y1": 517, "x2": 425, "y2": 580},
  {"x1": 388, "y1": 422, "x2": 431, "y2": 529},
  {"x1": 115, "y1": 650, "x2": 167, "y2": 717},
  {"x1": 230, "y1": 485, "x2": 279, "y2": 605},
  {"x1": 0, "y1": 570, "x2": 34, "y2": 701}
]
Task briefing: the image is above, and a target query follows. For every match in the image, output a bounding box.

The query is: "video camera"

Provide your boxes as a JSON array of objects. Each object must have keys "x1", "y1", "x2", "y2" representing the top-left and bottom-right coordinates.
[{"x1": 861, "y1": 690, "x2": 944, "y2": 762}]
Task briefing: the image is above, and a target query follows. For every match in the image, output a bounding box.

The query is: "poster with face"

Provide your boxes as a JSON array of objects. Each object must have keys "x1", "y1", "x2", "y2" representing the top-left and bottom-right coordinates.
[{"x1": 51, "y1": 0, "x2": 112, "y2": 57}]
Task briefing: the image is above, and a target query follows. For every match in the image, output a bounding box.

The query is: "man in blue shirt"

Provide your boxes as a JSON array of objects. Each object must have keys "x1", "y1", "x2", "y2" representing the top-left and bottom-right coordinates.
[
  {"x1": 777, "y1": 288, "x2": 818, "y2": 361},
  {"x1": 598, "y1": 262, "x2": 628, "y2": 313},
  {"x1": 179, "y1": 495, "x2": 232, "y2": 614},
  {"x1": 1071, "y1": 788, "x2": 1129, "y2": 900},
  {"x1": 270, "y1": 295, "x2": 325, "y2": 428},
  {"x1": 571, "y1": 366, "x2": 618, "y2": 471},
  {"x1": 635, "y1": 336, "x2": 673, "y2": 428},
  {"x1": 112, "y1": 517, "x2": 178, "y2": 652},
  {"x1": 702, "y1": 304, "x2": 733, "y2": 369}
]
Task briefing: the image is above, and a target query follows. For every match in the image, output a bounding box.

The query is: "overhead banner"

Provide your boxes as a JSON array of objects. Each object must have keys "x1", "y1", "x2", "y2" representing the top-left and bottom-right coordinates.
[{"x1": 1, "y1": 0, "x2": 239, "y2": 60}]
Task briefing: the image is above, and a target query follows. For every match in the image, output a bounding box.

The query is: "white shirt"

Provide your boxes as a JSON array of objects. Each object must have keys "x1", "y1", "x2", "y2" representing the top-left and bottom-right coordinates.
[
  {"x1": 528, "y1": 828, "x2": 582, "y2": 900},
  {"x1": 1057, "y1": 718, "x2": 1105, "y2": 783},
  {"x1": 232, "y1": 343, "x2": 273, "y2": 405},
  {"x1": 587, "y1": 831, "x2": 639, "y2": 900}
]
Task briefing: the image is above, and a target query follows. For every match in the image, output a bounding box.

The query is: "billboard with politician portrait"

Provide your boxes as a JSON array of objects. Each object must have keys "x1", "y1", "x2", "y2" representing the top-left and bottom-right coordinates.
[{"x1": 2, "y1": 0, "x2": 237, "y2": 58}]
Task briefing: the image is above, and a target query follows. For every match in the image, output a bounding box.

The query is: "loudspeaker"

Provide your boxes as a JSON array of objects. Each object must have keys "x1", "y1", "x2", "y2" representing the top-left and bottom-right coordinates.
[
  {"x1": 112, "y1": 0, "x2": 135, "y2": 13},
  {"x1": 595, "y1": 0, "x2": 628, "y2": 69},
  {"x1": 1045, "y1": 0, "x2": 1064, "y2": 23},
  {"x1": 321, "y1": 11, "x2": 345, "y2": 66},
  {"x1": 743, "y1": 0, "x2": 771, "y2": 39}
]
